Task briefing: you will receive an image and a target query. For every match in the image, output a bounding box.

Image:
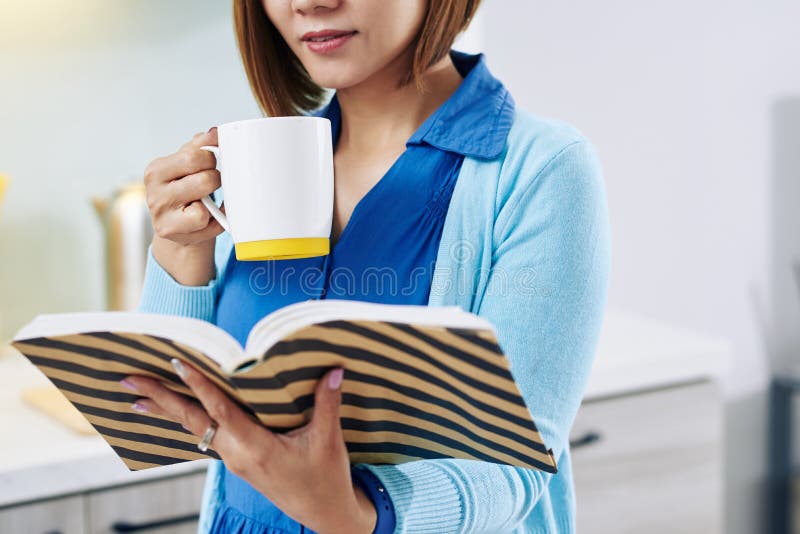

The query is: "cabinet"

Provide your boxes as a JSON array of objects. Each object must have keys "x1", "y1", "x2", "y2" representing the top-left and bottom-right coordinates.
[
  {"x1": 87, "y1": 471, "x2": 207, "y2": 534},
  {"x1": 570, "y1": 381, "x2": 723, "y2": 534},
  {"x1": 795, "y1": 477, "x2": 800, "y2": 534},
  {"x1": 769, "y1": 375, "x2": 800, "y2": 534},
  {"x1": 0, "y1": 495, "x2": 85, "y2": 534},
  {"x1": 0, "y1": 470, "x2": 207, "y2": 534}
]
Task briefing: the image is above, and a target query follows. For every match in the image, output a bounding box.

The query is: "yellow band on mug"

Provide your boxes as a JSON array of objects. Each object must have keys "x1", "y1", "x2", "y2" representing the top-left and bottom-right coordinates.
[{"x1": 234, "y1": 237, "x2": 330, "y2": 261}]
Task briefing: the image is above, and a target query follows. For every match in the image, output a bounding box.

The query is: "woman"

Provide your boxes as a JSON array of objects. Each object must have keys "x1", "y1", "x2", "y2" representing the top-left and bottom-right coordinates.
[{"x1": 127, "y1": 0, "x2": 611, "y2": 532}]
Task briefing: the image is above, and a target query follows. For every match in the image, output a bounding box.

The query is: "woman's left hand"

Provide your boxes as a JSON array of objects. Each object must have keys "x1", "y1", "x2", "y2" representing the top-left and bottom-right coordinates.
[{"x1": 120, "y1": 359, "x2": 377, "y2": 534}]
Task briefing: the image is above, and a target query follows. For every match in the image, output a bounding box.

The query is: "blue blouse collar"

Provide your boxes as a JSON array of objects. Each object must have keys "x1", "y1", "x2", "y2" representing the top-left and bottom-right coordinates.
[{"x1": 314, "y1": 50, "x2": 515, "y2": 160}]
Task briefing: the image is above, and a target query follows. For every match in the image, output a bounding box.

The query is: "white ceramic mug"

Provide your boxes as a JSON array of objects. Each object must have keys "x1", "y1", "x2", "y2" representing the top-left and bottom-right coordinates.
[{"x1": 199, "y1": 116, "x2": 333, "y2": 261}]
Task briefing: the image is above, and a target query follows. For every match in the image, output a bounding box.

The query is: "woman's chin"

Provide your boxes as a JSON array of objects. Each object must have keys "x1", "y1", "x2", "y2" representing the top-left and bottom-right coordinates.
[{"x1": 306, "y1": 66, "x2": 371, "y2": 92}]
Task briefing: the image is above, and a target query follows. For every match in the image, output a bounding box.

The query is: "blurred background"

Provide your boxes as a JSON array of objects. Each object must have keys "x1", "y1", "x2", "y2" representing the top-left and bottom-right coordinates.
[{"x1": 1, "y1": 1, "x2": 799, "y2": 533}]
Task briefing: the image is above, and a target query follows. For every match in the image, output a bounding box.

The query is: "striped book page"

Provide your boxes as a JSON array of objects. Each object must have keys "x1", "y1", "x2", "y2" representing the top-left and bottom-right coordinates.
[{"x1": 12, "y1": 318, "x2": 557, "y2": 474}]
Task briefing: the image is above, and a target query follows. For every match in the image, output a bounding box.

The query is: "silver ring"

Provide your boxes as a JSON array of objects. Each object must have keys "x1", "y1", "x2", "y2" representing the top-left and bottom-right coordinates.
[{"x1": 197, "y1": 420, "x2": 218, "y2": 452}]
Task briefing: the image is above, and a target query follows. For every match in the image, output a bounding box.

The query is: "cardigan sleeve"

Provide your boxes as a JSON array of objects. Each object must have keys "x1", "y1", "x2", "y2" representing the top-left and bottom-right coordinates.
[
  {"x1": 353, "y1": 139, "x2": 612, "y2": 533},
  {"x1": 136, "y1": 193, "x2": 233, "y2": 320},
  {"x1": 136, "y1": 245, "x2": 219, "y2": 320}
]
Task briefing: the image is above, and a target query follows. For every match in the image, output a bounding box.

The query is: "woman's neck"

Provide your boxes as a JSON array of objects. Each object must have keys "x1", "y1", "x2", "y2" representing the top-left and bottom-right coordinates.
[{"x1": 335, "y1": 50, "x2": 463, "y2": 157}]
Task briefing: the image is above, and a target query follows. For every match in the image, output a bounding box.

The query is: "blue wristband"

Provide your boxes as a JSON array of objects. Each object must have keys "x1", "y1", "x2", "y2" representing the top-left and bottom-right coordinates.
[{"x1": 350, "y1": 465, "x2": 396, "y2": 534}]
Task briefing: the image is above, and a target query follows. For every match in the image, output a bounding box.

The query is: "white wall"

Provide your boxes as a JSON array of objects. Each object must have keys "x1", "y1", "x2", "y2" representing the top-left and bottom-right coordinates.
[
  {"x1": 478, "y1": 0, "x2": 800, "y2": 532},
  {"x1": 0, "y1": 2, "x2": 260, "y2": 338}
]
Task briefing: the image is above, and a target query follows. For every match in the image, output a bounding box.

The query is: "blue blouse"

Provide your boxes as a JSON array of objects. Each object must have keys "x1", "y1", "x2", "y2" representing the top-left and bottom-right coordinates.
[{"x1": 207, "y1": 50, "x2": 503, "y2": 534}]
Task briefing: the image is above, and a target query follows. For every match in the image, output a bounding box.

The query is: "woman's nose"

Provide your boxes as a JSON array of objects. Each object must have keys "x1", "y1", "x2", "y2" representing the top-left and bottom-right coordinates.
[{"x1": 291, "y1": 0, "x2": 342, "y2": 15}]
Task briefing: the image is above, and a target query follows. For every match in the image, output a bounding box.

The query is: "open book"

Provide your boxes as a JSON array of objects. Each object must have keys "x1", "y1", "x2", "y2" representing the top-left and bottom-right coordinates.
[{"x1": 11, "y1": 299, "x2": 557, "y2": 473}]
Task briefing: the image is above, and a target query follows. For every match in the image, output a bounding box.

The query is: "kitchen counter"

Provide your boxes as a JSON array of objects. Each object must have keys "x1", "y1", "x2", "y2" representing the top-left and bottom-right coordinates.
[
  {"x1": 583, "y1": 311, "x2": 731, "y2": 400},
  {"x1": 0, "y1": 344, "x2": 209, "y2": 508},
  {"x1": 0, "y1": 310, "x2": 731, "y2": 508}
]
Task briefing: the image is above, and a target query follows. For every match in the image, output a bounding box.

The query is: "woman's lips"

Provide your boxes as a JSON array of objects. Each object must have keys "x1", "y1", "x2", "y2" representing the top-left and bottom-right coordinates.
[{"x1": 301, "y1": 30, "x2": 357, "y2": 54}]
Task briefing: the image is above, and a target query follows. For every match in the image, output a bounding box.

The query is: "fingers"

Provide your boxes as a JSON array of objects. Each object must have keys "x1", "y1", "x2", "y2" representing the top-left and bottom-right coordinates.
[
  {"x1": 121, "y1": 362, "x2": 345, "y2": 470},
  {"x1": 152, "y1": 201, "x2": 224, "y2": 246},
  {"x1": 309, "y1": 367, "x2": 345, "y2": 442},
  {"x1": 170, "y1": 359, "x2": 278, "y2": 451},
  {"x1": 182, "y1": 210, "x2": 225, "y2": 241},
  {"x1": 122, "y1": 373, "x2": 238, "y2": 456},
  {"x1": 168, "y1": 169, "x2": 221, "y2": 205},
  {"x1": 157, "y1": 199, "x2": 210, "y2": 234},
  {"x1": 145, "y1": 148, "x2": 216, "y2": 188},
  {"x1": 180, "y1": 127, "x2": 218, "y2": 152},
  {"x1": 143, "y1": 127, "x2": 222, "y2": 251},
  {"x1": 130, "y1": 398, "x2": 174, "y2": 421},
  {"x1": 121, "y1": 376, "x2": 213, "y2": 435}
]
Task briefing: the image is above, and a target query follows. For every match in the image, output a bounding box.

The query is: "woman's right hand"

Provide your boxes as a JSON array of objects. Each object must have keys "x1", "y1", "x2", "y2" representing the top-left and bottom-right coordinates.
[{"x1": 144, "y1": 127, "x2": 224, "y2": 286}]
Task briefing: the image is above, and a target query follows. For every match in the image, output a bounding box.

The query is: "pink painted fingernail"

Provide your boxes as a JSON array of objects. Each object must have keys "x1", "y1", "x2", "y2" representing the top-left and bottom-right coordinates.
[
  {"x1": 328, "y1": 368, "x2": 344, "y2": 390},
  {"x1": 132, "y1": 402, "x2": 148, "y2": 413},
  {"x1": 171, "y1": 358, "x2": 187, "y2": 379},
  {"x1": 120, "y1": 379, "x2": 138, "y2": 391}
]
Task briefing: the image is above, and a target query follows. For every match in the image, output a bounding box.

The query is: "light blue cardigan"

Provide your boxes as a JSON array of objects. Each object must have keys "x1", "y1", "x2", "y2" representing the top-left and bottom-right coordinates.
[{"x1": 138, "y1": 108, "x2": 611, "y2": 534}]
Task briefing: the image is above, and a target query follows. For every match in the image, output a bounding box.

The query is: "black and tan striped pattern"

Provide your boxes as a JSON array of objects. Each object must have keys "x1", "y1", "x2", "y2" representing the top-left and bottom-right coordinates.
[{"x1": 12, "y1": 319, "x2": 557, "y2": 473}]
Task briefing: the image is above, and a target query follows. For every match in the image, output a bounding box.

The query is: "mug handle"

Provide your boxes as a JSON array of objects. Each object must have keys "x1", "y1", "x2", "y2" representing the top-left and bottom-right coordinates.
[{"x1": 198, "y1": 145, "x2": 230, "y2": 233}]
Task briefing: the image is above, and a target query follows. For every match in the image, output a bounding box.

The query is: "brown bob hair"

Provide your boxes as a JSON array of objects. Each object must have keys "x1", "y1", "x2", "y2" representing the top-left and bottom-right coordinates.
[{"x1": 233, "y1": 0, "x2": 481, "y2": 117}]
